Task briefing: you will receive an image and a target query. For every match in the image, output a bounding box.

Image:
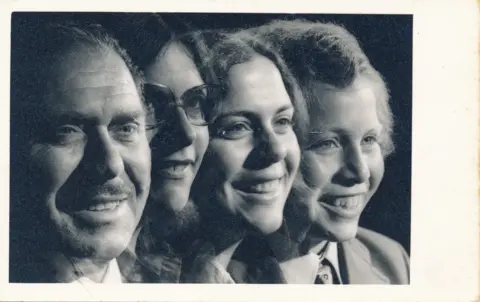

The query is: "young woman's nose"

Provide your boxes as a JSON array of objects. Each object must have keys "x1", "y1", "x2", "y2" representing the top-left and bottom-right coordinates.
[{"x1": 258, "y1": 129, "x2": 288, "y2": 164}]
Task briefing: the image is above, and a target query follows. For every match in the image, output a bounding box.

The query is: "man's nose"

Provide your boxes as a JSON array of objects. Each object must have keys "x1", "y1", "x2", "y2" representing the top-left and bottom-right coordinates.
[
  {"x1": 90, "y1": 130, "x2": 124, "y2": 179},
  {"x1": 340, "y1": 145, "x2": 370, "y2": 184}
]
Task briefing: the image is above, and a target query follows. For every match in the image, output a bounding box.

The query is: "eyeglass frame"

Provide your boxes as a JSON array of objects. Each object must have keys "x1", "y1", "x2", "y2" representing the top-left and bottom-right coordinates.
[{"x1": 143, "y1": 82, "x2": 223, "y2": 129}]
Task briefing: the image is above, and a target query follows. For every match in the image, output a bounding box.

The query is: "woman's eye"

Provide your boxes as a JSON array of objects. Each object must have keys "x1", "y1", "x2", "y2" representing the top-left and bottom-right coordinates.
[
  {"x1": 217, "y1": 122, "x2": 252, "y2": 139},
  {"x1": 274, "y1": 116, "x2": 293, "y2": 133},
  {"x1": 183, "y1": 94, "x2": 204, "y2": 109},
  {"x1": 184, "y1": 107, "x2": 205, "y2": 122}
]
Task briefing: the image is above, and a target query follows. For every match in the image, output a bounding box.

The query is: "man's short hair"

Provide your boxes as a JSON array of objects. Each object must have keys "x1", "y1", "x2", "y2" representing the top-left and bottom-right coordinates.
[
  {"x1": 246, "y1": 19, "x2": 394, "y2": 156},
  {"x1": 11, "y1": 18, "x2": 145, "y2": 141}
]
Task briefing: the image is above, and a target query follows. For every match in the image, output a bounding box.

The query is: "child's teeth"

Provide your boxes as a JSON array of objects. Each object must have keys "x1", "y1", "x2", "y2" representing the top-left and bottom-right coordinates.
[{"x1": 333, "y1": 196, "x2": 362, "y2": 209}]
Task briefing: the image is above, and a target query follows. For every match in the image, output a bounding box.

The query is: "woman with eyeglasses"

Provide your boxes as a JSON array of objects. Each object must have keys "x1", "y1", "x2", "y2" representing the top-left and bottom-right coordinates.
[
  {"x1": 110, "y1": 15, "x2": 224, "y2": 282},
  {"x1": 182, "y1": 33, "x2": 308, "y2": 283}
]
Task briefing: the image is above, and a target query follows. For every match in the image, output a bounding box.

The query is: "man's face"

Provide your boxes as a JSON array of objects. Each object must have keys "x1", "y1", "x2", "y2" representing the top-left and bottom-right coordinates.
[{"x1": 29, "y1": 45, "x2": 151, "y2": 261}]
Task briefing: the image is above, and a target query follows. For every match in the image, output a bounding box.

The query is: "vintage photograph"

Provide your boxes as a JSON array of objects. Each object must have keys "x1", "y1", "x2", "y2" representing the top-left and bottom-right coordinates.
[{"x1": 10, "y1": 12, "x2": 411, "y2": 285}]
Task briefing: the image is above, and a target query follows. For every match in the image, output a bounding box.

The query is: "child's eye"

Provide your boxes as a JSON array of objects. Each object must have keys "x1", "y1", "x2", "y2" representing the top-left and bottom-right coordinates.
[
  {"x1": 217, "y1": 122, "x2": 253, "y2": 140},
  {"x1": 307, "y1": 138, "x2": 340, "y2": 152},
  {"x1": 362, "y1": 134, "x2": 378, "y2": 145}
]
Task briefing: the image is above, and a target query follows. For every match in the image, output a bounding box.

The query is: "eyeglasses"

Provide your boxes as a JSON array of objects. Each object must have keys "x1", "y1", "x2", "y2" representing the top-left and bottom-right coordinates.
[{"x1": 144, "y1": 83, "x2": 222, "y2": 128}]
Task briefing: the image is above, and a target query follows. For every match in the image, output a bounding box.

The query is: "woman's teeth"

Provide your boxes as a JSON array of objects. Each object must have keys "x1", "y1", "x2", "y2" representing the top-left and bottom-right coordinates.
[
  {"x1": 87, "y1": 201, "x2": 122, "y2": 211},
  {"x1": 242, "y1": 178, "x2": 283, "y2": 193}
]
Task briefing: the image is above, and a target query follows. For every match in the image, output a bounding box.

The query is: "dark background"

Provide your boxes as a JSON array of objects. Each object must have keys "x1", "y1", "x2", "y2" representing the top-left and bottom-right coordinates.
[{"x1": 11, "y1": 12, "x2": 412, "y2": 253}]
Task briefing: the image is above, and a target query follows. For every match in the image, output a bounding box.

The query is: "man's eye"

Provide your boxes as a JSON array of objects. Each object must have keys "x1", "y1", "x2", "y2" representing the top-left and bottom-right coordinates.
[
  {"x1": 57, "y1": 126, "x2": 79, "y2": 134},
  {"x1": 51, "y1": 125, "x2": 85, "y2": 144},
  {"x1": 217, "y1": 122, "x2": 252, "y2": 139},
  {"x1": 112, "y1": 123, "x2": 140, "y2": 141}
]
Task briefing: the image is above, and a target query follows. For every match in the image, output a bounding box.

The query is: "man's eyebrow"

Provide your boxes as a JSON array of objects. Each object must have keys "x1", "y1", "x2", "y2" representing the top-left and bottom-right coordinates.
[
  {"x1": 110, "y1": 110, "x2": 146, "y2": 124},
  {"x1": 45, "y1": 109, "x2": 146, "y2": 125},
  {"x1": 46, "y1": 112, "x2": 90, "y2": 125}
]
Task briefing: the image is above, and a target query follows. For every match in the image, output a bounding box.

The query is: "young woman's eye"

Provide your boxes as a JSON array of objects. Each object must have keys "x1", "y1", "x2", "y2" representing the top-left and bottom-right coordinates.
[
  {"x1": 274, "y1": 116, "x2": 293, "y2": 133},
  {"x1": 217, "y1": 122, "x2": 252, "y2": 140}
]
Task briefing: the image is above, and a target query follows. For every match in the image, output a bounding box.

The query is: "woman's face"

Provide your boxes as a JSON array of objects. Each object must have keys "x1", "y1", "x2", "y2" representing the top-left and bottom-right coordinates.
[
  {"x1": 203, "y1": 55, "x2": 301, "y2": 234},
  {"x1": 145, "y1": 42, "x2": 209, "y2": 212},
  {"x1": 301, "y1": 77, "x2": 385, "y2": 242}
]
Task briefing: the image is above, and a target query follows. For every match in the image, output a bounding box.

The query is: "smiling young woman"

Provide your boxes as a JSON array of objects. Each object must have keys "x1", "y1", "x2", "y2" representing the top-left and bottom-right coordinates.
[{"x1": 183, "y1": 32, "x2": 308, "y2": 283}]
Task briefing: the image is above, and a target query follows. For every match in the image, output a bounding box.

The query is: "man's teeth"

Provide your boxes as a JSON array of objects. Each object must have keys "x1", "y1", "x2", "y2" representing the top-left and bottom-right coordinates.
[
  {"x1": 333, "y1": 196, "x2": 362, "y2": 209},
  {"x1": 246, "y1": 178, "x2": 281, "y2": 193},
  {"x1": 87, "y1": 201, "x2": 121, "y2": 211}
]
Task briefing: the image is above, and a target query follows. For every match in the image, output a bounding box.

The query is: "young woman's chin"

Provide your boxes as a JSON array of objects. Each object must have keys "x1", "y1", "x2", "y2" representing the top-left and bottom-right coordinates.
[{"x1": 244, "y1": 210, "x2": 283, "y2": 235}]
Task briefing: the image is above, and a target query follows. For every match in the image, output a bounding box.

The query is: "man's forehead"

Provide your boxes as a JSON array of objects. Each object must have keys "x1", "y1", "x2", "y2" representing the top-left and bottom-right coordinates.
[
  {"x1": 54, "y1": 45, "x2": 135, "y2": 91},
  {"x1": 62, "y1": 69, "x2": 134, "y2": 91}
]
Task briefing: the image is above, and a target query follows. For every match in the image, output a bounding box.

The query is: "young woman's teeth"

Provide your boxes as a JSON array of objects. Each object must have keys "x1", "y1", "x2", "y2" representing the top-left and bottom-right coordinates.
[
  {"x1": 87, "y1": 201, "x2": 121, "y2": 211},
  {"x1": 247, "y1": 178, "x2": 281, "y2": 193}
]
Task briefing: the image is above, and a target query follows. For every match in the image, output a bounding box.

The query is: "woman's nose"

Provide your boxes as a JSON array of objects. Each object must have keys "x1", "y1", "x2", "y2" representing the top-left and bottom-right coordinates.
[
  {"x1": 175, "y1": 108, "x2": 197, "y2": 146},
  {"x1": 150, "y1": 108, "x2": 197, "y2": 151},
  {"x1": 258, "y1": 130, "x2": 288, "y2": 164}
]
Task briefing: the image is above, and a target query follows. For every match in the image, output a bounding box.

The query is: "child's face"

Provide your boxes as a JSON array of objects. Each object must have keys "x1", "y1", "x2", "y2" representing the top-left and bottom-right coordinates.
[{"x1": 301, "y1": 78, "x2": 385, "y2": 242}]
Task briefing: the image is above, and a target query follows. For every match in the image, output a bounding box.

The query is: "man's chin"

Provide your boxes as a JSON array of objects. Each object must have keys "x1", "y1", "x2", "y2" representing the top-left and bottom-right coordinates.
[{"x1": 60, "y1": 224, "x2": 134, "y2": 261}]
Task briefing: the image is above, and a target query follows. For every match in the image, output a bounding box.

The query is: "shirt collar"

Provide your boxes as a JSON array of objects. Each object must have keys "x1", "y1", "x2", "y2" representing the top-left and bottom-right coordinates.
[
  {"x1": 70, "y1": 259, "x2": 123, "y2": 284},
  {"x1": 279, "y1": 241, "x2": 343, "y2": 284}
]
